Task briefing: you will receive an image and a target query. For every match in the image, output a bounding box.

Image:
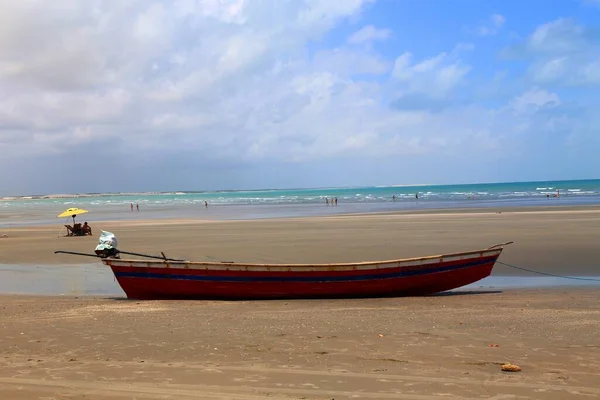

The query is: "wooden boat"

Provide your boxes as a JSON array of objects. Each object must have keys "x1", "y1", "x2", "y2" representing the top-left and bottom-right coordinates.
[{"x1": 99, "y1": 243, "x2": 511, "y2": 300}]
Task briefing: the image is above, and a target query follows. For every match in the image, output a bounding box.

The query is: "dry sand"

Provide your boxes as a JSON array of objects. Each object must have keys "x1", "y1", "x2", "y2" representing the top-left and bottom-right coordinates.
[
  {"x1": 1, "y1": 206, "x2": 600, "y2": 399},
  {"x1": 1, "y1": 290, "x2": 599, "y2": 399}
]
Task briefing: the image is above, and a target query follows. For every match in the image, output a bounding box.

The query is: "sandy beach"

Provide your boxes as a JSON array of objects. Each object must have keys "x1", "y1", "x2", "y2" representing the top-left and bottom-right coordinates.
[
  {"x1": 1, "y1": 290, "x2": 599, "y2": 399},
  {"x1": 2, "y1": 206, "x2": 600, "y2": 276},
  {"x1": 1, "y1": 206, "x2": 600, "y2": 399}
]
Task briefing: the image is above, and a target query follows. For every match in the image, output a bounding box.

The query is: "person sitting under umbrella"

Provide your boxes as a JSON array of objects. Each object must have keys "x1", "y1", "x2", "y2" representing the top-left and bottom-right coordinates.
[
  {"x1": 82, "y1": 222, "x2": 92, "y2": 236},
  {"x1": 65, "y1": 221, "x2": 93, "y2": 236},
  {"x1": 64, "y1": 213, "x2": 93, "y2": 236},
  {"x1": 58, "y1": 208, "x2": 90, "y2": 237},
  {"x1": 65, "y1": 221, "x2": 83, "y2": 236}
]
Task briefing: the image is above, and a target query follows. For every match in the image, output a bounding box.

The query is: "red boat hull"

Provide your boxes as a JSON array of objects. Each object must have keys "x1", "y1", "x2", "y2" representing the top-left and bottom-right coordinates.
[{"x1": 103, "y1": 249, "x2": 502, "y2": 300}]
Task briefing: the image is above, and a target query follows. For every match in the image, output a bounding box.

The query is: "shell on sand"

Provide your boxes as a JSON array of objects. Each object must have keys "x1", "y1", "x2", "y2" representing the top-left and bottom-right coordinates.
[{"x1": 501, "y1": 363, "x2": 522, "y2": 372}]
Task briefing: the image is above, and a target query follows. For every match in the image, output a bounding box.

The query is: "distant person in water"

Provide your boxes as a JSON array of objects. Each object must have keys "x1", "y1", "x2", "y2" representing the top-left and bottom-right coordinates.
[
  {"x1": 136, "y1": 203, "x2": 139, "y2": 211},
  {"x1": 130, "y1": 203, "x2": 133, "y2": 211},
  {"x1": 325, "y1": 198, "x2": 329, "y2": 205},
  {"x1": 392, "y1": 195, "x2": 396, "y2": 201},
  {"x1": 415, "y1": 193, "x2": 419, "y2": 199},
  {"x1": 334, "y1": 197, "x2": 338, "y2": 205},
  {"x1": 205, "y1": 201, "x2": 208, "y2": 208}
]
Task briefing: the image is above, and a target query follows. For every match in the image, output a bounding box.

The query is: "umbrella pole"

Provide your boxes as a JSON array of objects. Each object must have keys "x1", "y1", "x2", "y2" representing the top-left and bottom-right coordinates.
[{"x1": 57, "y1": 218, "x2": 67, "y2": 238}]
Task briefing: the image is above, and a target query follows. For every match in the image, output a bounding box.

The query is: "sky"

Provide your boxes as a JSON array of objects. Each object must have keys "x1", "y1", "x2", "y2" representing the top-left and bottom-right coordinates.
[{"x1": 0, "y1": 0, "x2": 599, "y2": 196}]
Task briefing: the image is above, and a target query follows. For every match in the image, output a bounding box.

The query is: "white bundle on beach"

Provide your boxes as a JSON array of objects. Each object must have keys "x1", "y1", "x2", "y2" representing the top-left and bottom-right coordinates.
[{"x1": 95, "y1": 230, "x2": 118, "y2": 251}]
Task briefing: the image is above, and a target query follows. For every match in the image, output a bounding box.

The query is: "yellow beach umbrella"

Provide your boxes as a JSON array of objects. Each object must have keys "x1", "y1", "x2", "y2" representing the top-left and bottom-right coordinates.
[{"x1": 57, "y1": 208, "x2": 89, "y2": 224}]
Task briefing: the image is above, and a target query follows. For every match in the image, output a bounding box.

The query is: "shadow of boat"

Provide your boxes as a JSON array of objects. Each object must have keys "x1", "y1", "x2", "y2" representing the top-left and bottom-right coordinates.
[{"x1": 104, "y1": 289, "x2": 503, "y2": 301}]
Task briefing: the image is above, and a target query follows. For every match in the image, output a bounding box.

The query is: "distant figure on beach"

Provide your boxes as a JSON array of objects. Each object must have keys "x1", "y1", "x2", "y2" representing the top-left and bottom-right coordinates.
[
  {"x1": 136, "y1": 203, "x2": 139, "y2": 211},
  {"x1": 334, "y1": 197, "x2": 338, "y2": 205},
  {"x1": 415, "y1": 193, "x2": 419, "y2": 199},
  {"x1": 205, "y1": 201, "x2": 208, "y2": 208},
  {"x1": 130, "y1": 203, "x2": 133, "y2": 211},
  {"x1": 82, "y1": 222, "x2": 92, "y2": 236},
  {"x1": 546, "y1": 194, "x2": 550, "y2": 199},
  {"x1": 392, "y1": 195, "x2": 396, "y2": 201},
  {"x1": 325, "y1": 198, "x2": 329, "y2": 205}
]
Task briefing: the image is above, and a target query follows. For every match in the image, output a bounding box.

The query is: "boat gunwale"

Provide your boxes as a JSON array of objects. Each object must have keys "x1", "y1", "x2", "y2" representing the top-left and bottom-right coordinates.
[{"x1": 102, "y1": 247, "x2": 504, "y2": 268}]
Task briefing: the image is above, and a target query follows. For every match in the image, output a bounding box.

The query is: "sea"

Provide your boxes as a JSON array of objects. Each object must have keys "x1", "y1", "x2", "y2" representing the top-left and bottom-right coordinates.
[{"x1": 1, "y1": 179, "x2": 599, "y2": 227}]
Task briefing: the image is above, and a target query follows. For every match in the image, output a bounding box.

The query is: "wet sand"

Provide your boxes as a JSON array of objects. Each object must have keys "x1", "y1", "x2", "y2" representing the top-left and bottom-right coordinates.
[
  {"x1": 1, "y1": 206, "x2": 600, "y2": 277},
  {"x1": 1, "y1": 290, "x2": 599, "y2": 399}
]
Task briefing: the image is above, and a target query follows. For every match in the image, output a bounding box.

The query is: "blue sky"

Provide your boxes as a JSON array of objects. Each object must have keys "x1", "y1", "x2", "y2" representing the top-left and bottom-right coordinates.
[{"x1": 0, "y1": 0, "x2": 599, "y2": 196}]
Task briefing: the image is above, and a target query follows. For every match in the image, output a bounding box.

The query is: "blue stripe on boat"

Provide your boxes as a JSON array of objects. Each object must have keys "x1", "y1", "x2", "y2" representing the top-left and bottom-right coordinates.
[{"x1": 113, "y1": 257, "x2": 495, "y2": 283}]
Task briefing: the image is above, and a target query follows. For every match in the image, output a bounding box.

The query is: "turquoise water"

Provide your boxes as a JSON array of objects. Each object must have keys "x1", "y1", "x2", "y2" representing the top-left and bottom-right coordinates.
[
  {"x1": 2, "y1": 179, "x2": 599, "y2": 205},
  {"x1": 1, "y1": 179, "x2": 599, "y2": 226}
]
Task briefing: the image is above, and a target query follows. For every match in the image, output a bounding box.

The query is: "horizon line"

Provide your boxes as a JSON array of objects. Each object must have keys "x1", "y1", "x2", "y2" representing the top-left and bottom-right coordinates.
[{"x1": 1, "y1": 177, "x2": 598, "y2": 200}]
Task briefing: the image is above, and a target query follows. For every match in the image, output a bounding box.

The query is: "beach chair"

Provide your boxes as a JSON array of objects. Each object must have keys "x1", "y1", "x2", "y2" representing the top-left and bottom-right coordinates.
[{"x1": 65, "y1": 223, "x2": 84, "y2": 236}]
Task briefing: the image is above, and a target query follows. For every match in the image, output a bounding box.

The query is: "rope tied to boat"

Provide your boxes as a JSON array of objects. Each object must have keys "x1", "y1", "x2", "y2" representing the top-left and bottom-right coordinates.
[{"x1": 496, "y1": 261, "x2": 600, "y2": 282}]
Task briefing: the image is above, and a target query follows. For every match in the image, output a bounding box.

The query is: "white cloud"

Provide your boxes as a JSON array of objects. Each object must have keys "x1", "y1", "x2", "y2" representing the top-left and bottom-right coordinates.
[
  {"x1": 0, "y1": 1, "x2": 374, "y2": 153},
  {"x1": 348, "y1": 25, "x2": 392, "y2": 44},
  {"x1": 580, "y1": 58, "x2": 600, "y2": 83},
  {"x1": 473, "y1": 13, "x2": 505, "y2": 36},
  {"x1": 453, "y1": 43, "x2": 475, "y2": 53},
  {"x1": 516, "y1": 18, "x2": 600, "y2": 86},
  {"x1": 392, "y1": 52, "x2": 471, "y2": 97},
  {"x1": 491, "y1": 14, "x2": 505, "y2": 27},
  {"x1": 312, "y1": 48, "x2": 390, "y2": 76},
  {"x1": 528, "y1": 18, "x2": 589, "y2": 54},
  {"x1": 510, "y1": 88, "x2": 560, "y2": 114},
  {"x1": 532, "y1": 57, "x2": 568, "y2": 82},
  {"x1": 0, "y1": 3, "x2": 597, "y2": 194}
]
